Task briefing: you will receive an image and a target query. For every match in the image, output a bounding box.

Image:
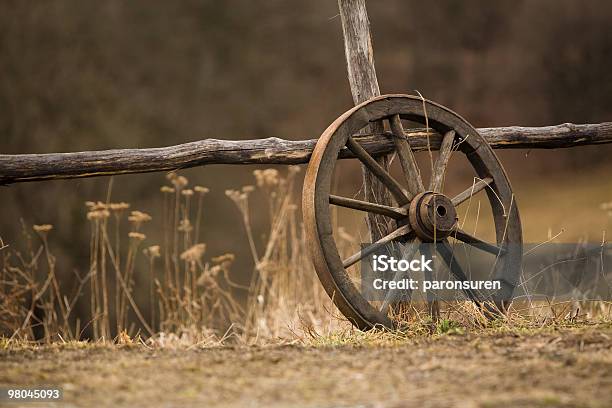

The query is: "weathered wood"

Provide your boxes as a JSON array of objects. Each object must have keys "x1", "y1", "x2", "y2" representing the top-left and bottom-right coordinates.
[
  {"x1": 338, "y1": 0, "x2": 381, "y2": 105},
  {"x1": 430, "y1": 130, "x2": 455, "y2": 192},
  {"x1": 389, "y1": 114, "x2": 425, "y2": 198},
  {"x1": 0, "y1": 122, "x2": 611, "y2": 185},
  {"x1": 479, "y1": 122, "x2": 612, "y2": 148},
  {"x1": 338, "y1": 0, "x2": 393, "y2": 242},
  {"x1": 345, "y1": 136, "x2": 409, "y2": 205},
  {"x1": 302, "y1": 94, "x2": 524, "y2": 330},
  {"x1": 342, "y1": 224, "x2": 412, "y2": 269},
  {"x1": 452, "y1": 227, "x2": 506, "y2": 256},
  {"x1": 452, "y1": 177, "x2": 494, "y2": 206},
  {"x1": 329, "y1": 195, "x2": 407, "y2": 219}
]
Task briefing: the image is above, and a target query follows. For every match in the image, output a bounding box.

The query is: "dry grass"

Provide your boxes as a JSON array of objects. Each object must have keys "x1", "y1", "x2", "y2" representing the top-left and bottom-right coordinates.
[
  {"x1": 1, "y1": 167, "x2": 611, "y2": 348},
  {"x1": 1, "y1": 322, "x2": 610, "y2": 408},
  {"x1": 1, "y1": 177, "x2": 612, "y2": 406},
  {"x1": 0, "y1": 167, "x2": 344, "y2": 345}
]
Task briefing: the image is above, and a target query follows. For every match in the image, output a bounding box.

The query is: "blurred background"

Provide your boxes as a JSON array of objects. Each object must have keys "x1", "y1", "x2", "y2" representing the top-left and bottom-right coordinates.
[{"x1": 1, "y1": 0, "x2": 612, "y2": 320}]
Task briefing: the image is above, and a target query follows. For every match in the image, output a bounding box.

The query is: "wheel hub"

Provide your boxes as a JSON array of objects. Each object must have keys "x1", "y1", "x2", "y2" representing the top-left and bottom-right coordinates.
[{"x1": 408, "y1": 192, "x2": 458, "y2": 241}]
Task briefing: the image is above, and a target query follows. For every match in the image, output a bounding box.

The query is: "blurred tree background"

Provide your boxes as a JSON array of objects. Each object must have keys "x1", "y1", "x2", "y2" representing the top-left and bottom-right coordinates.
[{"x1": 1, "y1": 0, "x2": 611, "y2": 311}]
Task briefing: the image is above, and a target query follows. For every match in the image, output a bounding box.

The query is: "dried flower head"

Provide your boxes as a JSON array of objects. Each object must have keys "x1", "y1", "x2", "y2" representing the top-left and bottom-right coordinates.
[
  {"x1": 253, "y1": 170, "x2": 265, "y2": 187},
  {"x1": 87, "y1": 210, "x2": 110, "y2": 220},
  {"x1": 242, "y1": 185, "x2": 255, "y2": 193},
  {"x1": 225, "y1": 189, "x2": 241, "y2": 202},
  {"x1": 171, "y1": 175, "x2": 188, "y2": 190},
  {"x1": 91, "y1": 201, "x2": 108, "y2": 211},
  {"x1": 160, "y1": 186, "x2": 175, "y2": 194},
  {"x1": 208, "y1": 265, "x2": 221, "y2": 278},
  {"x1": 194, "y1": 186, "x2": 209, "y2": 194},
  {"x1": 212, "y1": 253, "x2": 235, "y2": 266},
  {"x1": 143, "y1": 245, "x2": 161, "y2": 258},
  {"x1": 178, "y1": 219, "x2": 193, "y2": 232},
  {"x1": 109, "y1": 202, "x2": 130, "y2": 212},
  {"x1": 226, "y1": 189, "x2": 249, "y2": 213},
  {"x1": 181, "y1": 189, "x2": 194, "y2": 197},
  {"x1": 262, "y1": 169, "x2": 279, "y2": 186},
  {"x1": 33, "y1": 224, "x2": 53, "y2": 233},
  {"x1": 180, "y1": 243, "x2": 206, "y2": 263},
  {"x1": 128, "y1": 211, "x2": 152, "y2": 224},
  {"x1": 128, "y1": 232, "x2": 146, "y2": 241}
]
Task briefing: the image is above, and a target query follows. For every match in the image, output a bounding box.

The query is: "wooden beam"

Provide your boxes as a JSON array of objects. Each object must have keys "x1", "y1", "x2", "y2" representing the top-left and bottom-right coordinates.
[
  {"x1": 338, "y1": 0, "x2": 381, "y2": 105},
  {"x1": 338, "y1": 0, "x2": 393, "y2": 241},
  {"x1": 0, "y1": 122, "x2": 610, "y2": 185}
]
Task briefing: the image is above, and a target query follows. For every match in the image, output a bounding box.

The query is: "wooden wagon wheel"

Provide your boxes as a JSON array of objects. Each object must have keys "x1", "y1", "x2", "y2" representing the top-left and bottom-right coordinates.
[{"x1": 302, "y1": 94, "x2": 523, "y2": 330}]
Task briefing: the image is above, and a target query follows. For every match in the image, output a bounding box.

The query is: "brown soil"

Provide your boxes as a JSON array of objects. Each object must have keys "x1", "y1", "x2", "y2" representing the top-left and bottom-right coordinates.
[{"x1": 1, "y1": 325, "x2": 611, "y2": 408}]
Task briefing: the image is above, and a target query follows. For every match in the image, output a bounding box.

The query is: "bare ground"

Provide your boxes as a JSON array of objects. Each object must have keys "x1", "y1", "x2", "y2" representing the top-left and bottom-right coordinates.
[{"x1": 1, "y1": 324, "x2": 611, "y2": 408}]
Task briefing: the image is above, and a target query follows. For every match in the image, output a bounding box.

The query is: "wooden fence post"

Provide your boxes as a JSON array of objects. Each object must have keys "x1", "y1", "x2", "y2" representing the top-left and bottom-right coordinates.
[{"x1": 338, "y1": 0, "x2": 394, "y2": 241}]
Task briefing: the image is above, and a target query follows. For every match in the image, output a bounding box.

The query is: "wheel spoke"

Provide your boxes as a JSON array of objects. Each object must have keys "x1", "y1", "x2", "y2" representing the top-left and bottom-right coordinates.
[
  {"x1": 329, "y1": 194, "x2": 407, "y2": 219},
  {"x1": 388, "y1": 115, "x2": 424, "y2": 198},
  {"x1": 436, "y1": 240, "x2": 481, "y2": 303},
  {"x1": 346, "y1": 136, "x2": 410, "y2": 205},
  {"x1": 451, "y1": 227, "x2": 506, "y2": 256},
  {"x1": 429, "y1": 130, "x2": 456, "y2": 192},
  {"x1": 342, "y1": 224, "x2": 412, "y2": 269},
  {"x1": 451, "y1": 177, "x2": 493, "y2": 206},
  {"x1": 379, "y1": 237, "x2": 421, "y2": 312}
]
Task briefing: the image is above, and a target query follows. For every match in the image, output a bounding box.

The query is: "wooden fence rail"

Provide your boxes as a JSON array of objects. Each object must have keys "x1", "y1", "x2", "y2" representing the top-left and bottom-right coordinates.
[{"x1": 1, "y1": 122, "x2": 611, "y2": 185}]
